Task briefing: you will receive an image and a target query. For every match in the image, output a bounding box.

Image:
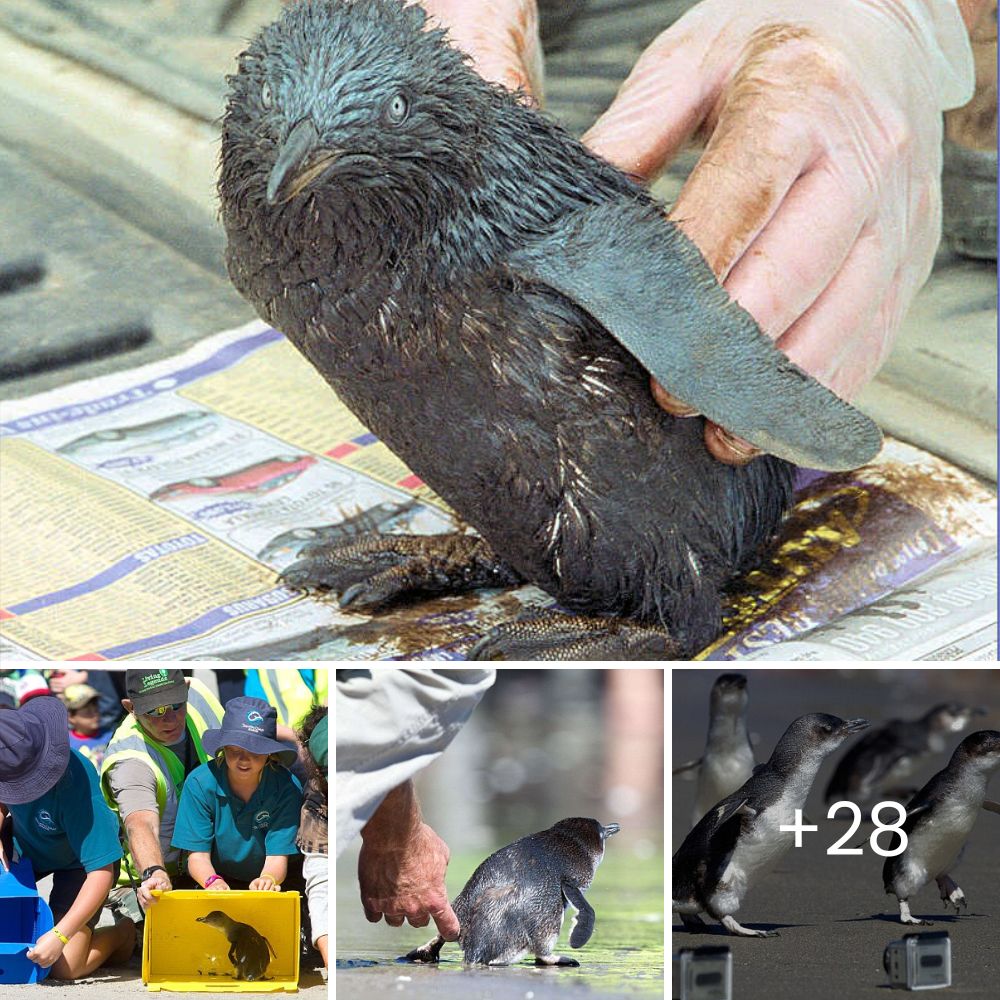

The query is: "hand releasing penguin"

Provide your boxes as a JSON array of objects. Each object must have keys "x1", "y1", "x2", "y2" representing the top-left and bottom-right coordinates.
[{"x1": 404, "y1": 817, "x2": 619, "y2": 966}]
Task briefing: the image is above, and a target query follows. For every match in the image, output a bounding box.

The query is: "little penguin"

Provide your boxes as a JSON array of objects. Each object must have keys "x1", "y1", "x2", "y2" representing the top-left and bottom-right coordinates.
[
  {"x1": 197, "y1": 911, "x2": 277, "y2": 981},
  {"x1": 825, "y1": 703, "x2": 986, "y2": 805},
  {"x1": 882, "y1": 729, "x2": 1000, "y2": 925},
  {"x1": 673, "y1": 713, "x2": 869, "y2": 937},
  {"x1": 673, "y1": 673, "x2": 755, "y2": 826},
  {"x1": 218, "y1": 0, "x2": 882, "y2": 660},
  {"x1": 404, "y1": 817, "x2": 619, "y2": 966}
]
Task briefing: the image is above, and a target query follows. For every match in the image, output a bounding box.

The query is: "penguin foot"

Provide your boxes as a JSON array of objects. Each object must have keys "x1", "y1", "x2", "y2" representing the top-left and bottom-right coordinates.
[
  {"x1": 468, "y1": 610, "x2": 679, "y2": 660},
  {"x1": 936, "y1": 876, "x2": 966, "y2": 913},
  {"x1": 897, "y1": 900, "x2": 932, "y2": 926},
  {"x1": 720, "y1": 916, "x2": 779, "y2": 938},
  {"x1": 534, "y1": 955, "x2": 580, "y2": 967},
  {"x1": 281, "y1": 532, "x2": 520, "y2": 610},
  {"x1": 402, "y1": 935, "x2": 445, "y2": 963}
]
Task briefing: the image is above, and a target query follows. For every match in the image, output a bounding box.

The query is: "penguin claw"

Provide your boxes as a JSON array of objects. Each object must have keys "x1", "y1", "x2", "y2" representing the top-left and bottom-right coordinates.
[{"x1": 534, "y1": 955, "x2": 580, "y2": 967}]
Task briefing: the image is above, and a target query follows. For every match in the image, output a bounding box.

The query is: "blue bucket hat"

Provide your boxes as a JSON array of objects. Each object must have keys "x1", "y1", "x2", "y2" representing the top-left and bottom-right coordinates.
[
  {"x1": 202, "y1": 697, "x2": 296, "y2": 767},
  {"x1": 0, "y1": 696, "x2": 71, "y2": 804}
]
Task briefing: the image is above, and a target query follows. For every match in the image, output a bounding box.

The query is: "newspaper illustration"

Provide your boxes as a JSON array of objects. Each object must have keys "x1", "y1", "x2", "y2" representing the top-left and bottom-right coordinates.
[{"x1": 1, "y1": 320, "x2": 995, "y2": 661}]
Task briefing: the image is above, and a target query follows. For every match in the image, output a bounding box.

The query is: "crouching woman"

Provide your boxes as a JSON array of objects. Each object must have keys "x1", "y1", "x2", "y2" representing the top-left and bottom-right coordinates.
[
  {"x1": 0, "y1": 697, "x2": 136, "y2": 979},
  {"x1": 171, "y1": 697, "x2": 302, "y2": 891}
]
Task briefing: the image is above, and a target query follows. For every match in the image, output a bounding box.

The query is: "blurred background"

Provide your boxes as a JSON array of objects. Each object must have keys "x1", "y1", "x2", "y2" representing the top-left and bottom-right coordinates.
[{"x1": 337, "y1": 666, "x2": 664, "y2": 1000}]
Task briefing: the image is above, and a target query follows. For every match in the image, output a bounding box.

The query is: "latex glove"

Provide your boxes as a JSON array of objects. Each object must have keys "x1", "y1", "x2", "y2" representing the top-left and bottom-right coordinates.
[
  {"x1": 584, "y1": 0, "x2": 974, "y2": 463},
  {"x1": 26, "y1": 929, "x2": 66, "y2": 969},
  {"x1": 413, "y1": 0, "x2": 545, "y2": 102}
]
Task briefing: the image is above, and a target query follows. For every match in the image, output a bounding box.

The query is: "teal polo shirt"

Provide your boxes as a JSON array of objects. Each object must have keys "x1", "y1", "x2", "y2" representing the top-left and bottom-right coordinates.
[
  {"x1": 171, "y1": 758, "x2": 302, "y2": 883},
  {"x1": 9, "y1": 748, "x2": 122, "y2": 874}
]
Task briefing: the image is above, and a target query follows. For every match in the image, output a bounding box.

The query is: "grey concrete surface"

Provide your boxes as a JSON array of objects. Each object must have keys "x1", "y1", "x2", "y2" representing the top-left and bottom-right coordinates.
[{"x1": 671, "y1": 668, "x2": 1000, "y2": 999}]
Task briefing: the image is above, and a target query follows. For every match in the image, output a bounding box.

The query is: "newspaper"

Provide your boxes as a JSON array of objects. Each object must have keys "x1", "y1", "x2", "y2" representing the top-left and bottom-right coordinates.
[{"x1": 1, "y1": 320, "x2": 995, "y2": 661}]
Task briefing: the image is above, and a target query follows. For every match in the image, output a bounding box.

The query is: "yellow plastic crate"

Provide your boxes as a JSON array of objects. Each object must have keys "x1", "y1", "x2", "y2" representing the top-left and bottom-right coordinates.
[{"x1": 142, "y1": 890, "x2": 300, "y2": 993}]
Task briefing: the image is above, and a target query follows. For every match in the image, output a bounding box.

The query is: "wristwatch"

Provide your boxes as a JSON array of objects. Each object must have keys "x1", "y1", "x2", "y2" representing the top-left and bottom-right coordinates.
[{"x1": 141, "y1": 865, "x2": 168, "y2": 882}]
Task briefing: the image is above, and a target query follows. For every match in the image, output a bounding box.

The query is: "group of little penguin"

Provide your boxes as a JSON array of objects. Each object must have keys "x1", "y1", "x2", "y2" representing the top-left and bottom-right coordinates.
[{"x1": 672, "y1": 674, "x2": 1000, "y2": 936}]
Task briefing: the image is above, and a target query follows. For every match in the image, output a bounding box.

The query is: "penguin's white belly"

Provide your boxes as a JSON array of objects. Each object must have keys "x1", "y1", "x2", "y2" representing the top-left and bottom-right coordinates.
[
  {"x1": 710, "y1": 803, "x2": 796, "y2": 914},
  {"x1": 696, "y1": 749, "x2": 754, "y2": 820},
  {"x1": 897, "y1": 798, "x2": 979, "y2": 891}
]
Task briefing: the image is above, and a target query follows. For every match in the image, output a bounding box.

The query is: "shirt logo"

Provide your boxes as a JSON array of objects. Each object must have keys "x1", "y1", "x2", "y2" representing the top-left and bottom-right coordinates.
[
  {"x1": 35, "y1": 810, "x2": 57, "y2": 832},
  {"x1": 253, "y1": 809, "x2": 271, "y2": 830}
]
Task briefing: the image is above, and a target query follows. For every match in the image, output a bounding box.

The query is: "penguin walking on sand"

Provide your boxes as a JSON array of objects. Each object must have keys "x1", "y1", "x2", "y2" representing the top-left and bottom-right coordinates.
[
  {"x1": 825, "y1": 703, "x2": 986, "y2": 806},
  {"x1": 883, "y1": 730, "x2": 1000, "y2": 925},
  {"x1": 405, "y1": 817, "x2": 619, "y2": 966},
  {"x1": 673, "y1": 713, "x2": 869, "y2": 938},
  {"x1": 674, "y1": 674, "x2": 754, "y2": 826},
  {"x1": 197, "y1": 911, "x2": 277, "y2": 981}
]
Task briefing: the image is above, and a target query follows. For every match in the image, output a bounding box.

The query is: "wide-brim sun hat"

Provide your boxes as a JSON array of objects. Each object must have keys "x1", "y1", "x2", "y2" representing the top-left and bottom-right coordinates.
[
  {"x1": 0, "y1": 696, "x2": 71, "y2": 804},
  {"x1": 202, "y1": 696, "x2": 296, "y2": 767}
]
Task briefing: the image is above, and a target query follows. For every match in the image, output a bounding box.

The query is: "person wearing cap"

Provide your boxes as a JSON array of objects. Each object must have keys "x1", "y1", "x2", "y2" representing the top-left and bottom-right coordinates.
[
  {"x1": 100, "y1": 669, "x2": 224, "y2": 907},
  {"x1": 0, "y1": 697, "x2": 136, "y2": 979},
  {"x1": 59, "y1": 683, "x2": 113, "y2": 769},
  {"x1": 171, "y1": 696, "x2": 303, "y2": 893}
]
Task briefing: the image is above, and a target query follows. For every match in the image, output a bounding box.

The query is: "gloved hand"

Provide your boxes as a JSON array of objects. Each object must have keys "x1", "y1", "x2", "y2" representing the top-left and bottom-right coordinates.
[
  {"x1": 586, "y1": 0, "x2": 974, "y2": 463},
  {"x1": 419, "y1": 0, "x2": 975, "y2": 466},
  {"x1": 414, "y1": 0, "x2": 545, "y2": 101}
]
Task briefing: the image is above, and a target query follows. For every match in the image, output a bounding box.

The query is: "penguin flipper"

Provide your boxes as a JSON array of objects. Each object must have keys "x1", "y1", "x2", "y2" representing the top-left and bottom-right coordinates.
[
  {"x1": 508, "y1": 199, "x2": 881, "y2": 470},
  {"x1": 673, "y1": 758, "x2": 701, "y2": 778},
  {"x1": 561, "y1": 882, "x2": 595, "y2": 948},
  {"x1": 982, "y1": 799, "x2": 1000, "y2": 814}
]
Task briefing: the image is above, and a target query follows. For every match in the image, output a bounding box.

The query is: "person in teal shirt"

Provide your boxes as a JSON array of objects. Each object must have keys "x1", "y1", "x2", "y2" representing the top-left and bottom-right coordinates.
[
  {"x1": 171, "y1": 697, "x2": 302, "y2": 891},
  {"x1": 0, "y1": 697, "x2": 136, "y2": 980}
]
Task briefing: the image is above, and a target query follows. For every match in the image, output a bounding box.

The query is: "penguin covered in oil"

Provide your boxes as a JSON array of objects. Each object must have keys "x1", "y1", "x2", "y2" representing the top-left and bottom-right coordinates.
[
  {"x1": 405, "y1": 817, "x2": 619, "y2": 966},
  {"x1": 197, "y1": 911, "x2": 277, "y2": 981},
  {"x1": 219, "y1": 0, "x2": 881, "y2": 659}
]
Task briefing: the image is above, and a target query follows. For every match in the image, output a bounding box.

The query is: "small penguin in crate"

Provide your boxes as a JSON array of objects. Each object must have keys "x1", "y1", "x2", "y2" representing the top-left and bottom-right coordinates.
[{"x1": 197, "y1": 910, "x2": 277, "y2": 981}]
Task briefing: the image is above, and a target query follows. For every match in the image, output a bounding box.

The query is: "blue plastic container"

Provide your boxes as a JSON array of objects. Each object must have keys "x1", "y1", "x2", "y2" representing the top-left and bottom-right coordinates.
[{"x1": 0, "y1": 859, "x2": 54, "y2": 983}]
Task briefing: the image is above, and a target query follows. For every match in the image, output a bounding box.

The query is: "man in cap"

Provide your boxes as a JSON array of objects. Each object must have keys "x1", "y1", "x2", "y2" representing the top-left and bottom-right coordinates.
[
  {"x1": 99, "y1": 669, "x2": 224, "y2": 909},
  {"x1": 0, "y1": 697, "x2": 136, "y2": 979}
]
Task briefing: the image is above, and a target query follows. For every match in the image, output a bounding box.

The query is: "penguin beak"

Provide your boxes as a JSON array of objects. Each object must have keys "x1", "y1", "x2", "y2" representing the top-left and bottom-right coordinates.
[
  {"x1": 602, "y1": 823, "x2": 621, "y2": 838},
  {"x1": 841, "y1": 718, "x2": 870, "y2": 735},
  {"x1": 266, "y1": 117, "x2": 342, "y2": 205}
]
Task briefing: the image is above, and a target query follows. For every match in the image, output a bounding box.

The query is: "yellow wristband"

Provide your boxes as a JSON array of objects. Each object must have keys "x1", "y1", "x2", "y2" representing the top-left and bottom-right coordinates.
[
  {"x1": 259, "y1": 872, "x2": 280, "y2": 886},
  {"x1": 52, "y1": 927, "x2": 69, "y2": 945}
]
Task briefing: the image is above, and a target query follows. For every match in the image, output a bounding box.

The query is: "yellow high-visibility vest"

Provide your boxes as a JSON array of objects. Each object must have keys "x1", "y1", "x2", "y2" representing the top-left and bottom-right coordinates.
[
  {"x1": 100, "y1": 677, "x2": 224, "y2": 882},
  {"x1": 255, "y1": 669, "x2": 328, "y2": 729}
]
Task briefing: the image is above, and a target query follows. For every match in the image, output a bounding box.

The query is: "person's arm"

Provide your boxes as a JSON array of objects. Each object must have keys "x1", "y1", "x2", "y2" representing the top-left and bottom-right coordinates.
[
  {"x1": 125, "y1": 810, "x2": 174, "y2": 905},
  {"x1": 187, "y1": 850, "x2": 229, "y2": 890},
  {"x1": 357, "y1": 780, "x2": 460, "y2": 939},
  {"x1": 26, "y1": 864, "x2": 114, "y2": 968},
  {"x1": 249, "y1": 855, "x2": 287, "y2": 891}
]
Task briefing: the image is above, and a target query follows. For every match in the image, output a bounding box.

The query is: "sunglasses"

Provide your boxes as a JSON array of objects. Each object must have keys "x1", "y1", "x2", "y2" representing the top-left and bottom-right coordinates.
[{"x1": 144, "y1": 702, "x2": 185, "y2": 717}]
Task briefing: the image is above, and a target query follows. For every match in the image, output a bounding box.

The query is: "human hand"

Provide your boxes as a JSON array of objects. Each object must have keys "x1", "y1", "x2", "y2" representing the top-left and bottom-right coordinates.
[
  {"x1": 47, "y1": 670, "x2": 88, "y2": 694},
  {"x1": 138, "y1": 872, "x2": 172, "y2": 908},
  {"x1": 249, "y1": 875, "x2": 281, "y2": 892},
  {"x1": 584, "y1": 0, "x2": 973, "y2": 464},
  {"x1": 413, "y1": 0, "x2": 544, "y2": 101},
  {"x1": 26, "y1": 930, "x2": 66, "y2": 969},
  {"x1": 358, "y1": 819, "x2": 460, "y2": 940},
  {"x1": 205, "y1": 878, "x2": 230, "y2": 892}
]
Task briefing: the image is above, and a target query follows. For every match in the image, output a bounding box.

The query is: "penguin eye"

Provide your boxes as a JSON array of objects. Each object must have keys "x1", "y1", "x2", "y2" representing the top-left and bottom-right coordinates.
[
  {"x1": 385, "y1": 93, "x2": 409, "y2": 125},
  {"x1": 261, "y1": 81, "x2": 273, "y2": 109}
]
